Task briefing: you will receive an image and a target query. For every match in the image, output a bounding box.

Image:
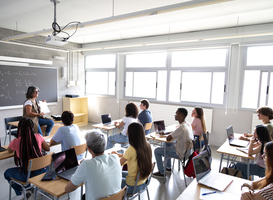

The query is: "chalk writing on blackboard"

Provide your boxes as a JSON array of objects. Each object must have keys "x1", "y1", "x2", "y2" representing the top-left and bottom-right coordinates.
[{"x1": 0, "y1": 84, "x2": 8, "y2": 89}]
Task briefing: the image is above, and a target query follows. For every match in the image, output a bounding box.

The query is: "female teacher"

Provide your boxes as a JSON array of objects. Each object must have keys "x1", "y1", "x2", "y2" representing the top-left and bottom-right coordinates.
[{"x1": 23, "y1": 86, "x2": 54, "y2": 136}]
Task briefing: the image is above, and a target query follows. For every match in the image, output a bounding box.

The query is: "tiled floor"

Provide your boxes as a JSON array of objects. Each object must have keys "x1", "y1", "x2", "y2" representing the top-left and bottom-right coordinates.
[{"x1": 0, "y1": 123, "x2": 224, "y2": 200}]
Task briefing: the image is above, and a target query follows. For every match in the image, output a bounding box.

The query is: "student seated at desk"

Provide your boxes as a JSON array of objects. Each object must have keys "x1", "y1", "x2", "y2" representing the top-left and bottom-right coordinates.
[
  {"x1": 239, "y1": 106, "x2": 273, "y2": 141},
  {"x1": 236, "y1": 125, "x2": 271, "y2": 179},
  {"x1": 65, "y1": 130, "x2": 122, "y2": 200},
  {"x1": 50, "y1": 111, "x2": 84, "y2": 160},
  {"x1": 23, "y1": 86, "x2": 54, "y2": 136},
  {"x1": 152, "y1": 108, "x2": 193, "y2": 178},
  {"x1": 138, "y1": 99, "x2": 153, "y2": 135},
  {"x1": 107, "y1": 102, "x2": 138, "y2": 149},
  {"x1": 112, "y1": 122, "x2": 153, "y2": 194},
  {"x1": 4, "y1": 118, "x2": 50, "y2": 197},
  {"x1": 241, "y1": 141, "x2": 273, "y2": 200}
]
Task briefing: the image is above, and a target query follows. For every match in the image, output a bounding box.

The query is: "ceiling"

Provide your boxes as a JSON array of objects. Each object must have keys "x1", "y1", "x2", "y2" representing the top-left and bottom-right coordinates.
[{"x1": 0, "y1": 0, "x2": 273, "y2": 45}]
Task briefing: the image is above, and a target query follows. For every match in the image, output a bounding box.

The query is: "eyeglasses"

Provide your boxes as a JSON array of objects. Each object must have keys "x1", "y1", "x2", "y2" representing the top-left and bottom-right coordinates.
[{"x1": 262, "y1": 153, "x2": 267, "y2": 159}]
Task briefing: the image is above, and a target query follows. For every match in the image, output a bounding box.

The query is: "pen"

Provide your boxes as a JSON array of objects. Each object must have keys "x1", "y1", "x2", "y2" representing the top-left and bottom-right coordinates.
[{"x1": 202, "y1": 191, "x2": 216, "y2": 195}]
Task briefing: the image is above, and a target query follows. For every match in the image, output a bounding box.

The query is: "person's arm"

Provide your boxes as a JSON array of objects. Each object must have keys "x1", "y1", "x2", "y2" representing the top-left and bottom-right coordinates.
[
  {"x1": 120, "y1": 157, "x2": 127, "y2": 166},
  {"x1": 25, "y1": 105, "x2": 44, "y2": 117},
  {"x1": 241, "y1": 187, "x2": 265, "y2": 200},
  {"x1": 42, "y1": 140, "x2": 50, "y2": 151},
  {"x1": 248, "y1": 138, "x2": 261, "y2": 156},
  {"x1": 115, "y1": 121, "x2": 125, "y2": 129},
  {"x1": 167, "y1": 135, "x2": 173, "y2": 141},
  {"x1": 65, "y1": 181, "x2": 78, "y2": 193},
  {"x1": 49, "y1": 139, "x2": 59, "y2": 147},
  {"x1": 7, "y1": 146, "x2": 13, "y2": 153}
]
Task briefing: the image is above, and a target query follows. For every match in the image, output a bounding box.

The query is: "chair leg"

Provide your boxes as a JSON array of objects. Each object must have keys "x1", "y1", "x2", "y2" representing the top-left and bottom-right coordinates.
[
  {"x1": 4, "y1": 134, "x2": 7, "y2": 145},
  {"x1": 67, "y1": 192, "x2": 70, "y2": 199},
  {"x1": 172, "y1": 159, "x2": 175, "y2": 172},
  {"x1": 146, "y1": 188, "x2": 150, "y2": 200},
  {"x1": 9, "y1": 180, "x2": 12, "y2": 200}
]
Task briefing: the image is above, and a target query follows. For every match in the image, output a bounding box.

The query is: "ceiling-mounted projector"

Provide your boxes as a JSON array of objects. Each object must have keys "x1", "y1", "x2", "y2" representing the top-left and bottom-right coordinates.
[{"x1": 45, "y1": 35, "x2": 68, "y2": 46}]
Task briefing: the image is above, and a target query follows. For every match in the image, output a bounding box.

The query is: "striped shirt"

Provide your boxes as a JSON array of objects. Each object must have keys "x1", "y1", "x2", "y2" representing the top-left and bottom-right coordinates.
[{"x1": 260, "y1": 183, "x2": 273, "y2": 200}]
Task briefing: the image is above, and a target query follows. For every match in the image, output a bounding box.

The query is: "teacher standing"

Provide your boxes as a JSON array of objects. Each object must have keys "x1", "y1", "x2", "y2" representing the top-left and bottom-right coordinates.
[{"x1": 23, "y1": 86, "x2": 54, "y2": 136}]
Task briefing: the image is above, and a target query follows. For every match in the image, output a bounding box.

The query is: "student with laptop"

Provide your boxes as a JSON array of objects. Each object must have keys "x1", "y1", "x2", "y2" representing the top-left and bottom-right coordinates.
[
  {"x1": 152, "y1": 107, "x2": 193, "y2": 178},
  {"x1": 239, "y1": 106, "x2": 273, "y2": 141},
  {"x1": 241, "y1": 141, "x2": 273, "y2": 200},
  {"x1": 65, "y1": 130, "x2": 122, "y2": 200},
  {"x1": 138, "y1": 99, "x2": 153, "y2": 135},
  {"x1": 4, "y1": 118, "x2": 50, "y2": 197},
  {"x1": 235, "y1": 125, "x2": 272, "y2": 179},
  {"x1": 107, "y1": 102, "x2": 138, "y2": 149},
  {"x1": 50, "y1": 111, "x2": 84, "y2": 160}
]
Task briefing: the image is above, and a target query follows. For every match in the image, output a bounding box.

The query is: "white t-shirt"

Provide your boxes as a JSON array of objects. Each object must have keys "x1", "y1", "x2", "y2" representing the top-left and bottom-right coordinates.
[
  {"x1": 71, "y1": 154, "x2": 122, "y2": 200},
  {"x1": 121, "y1": 116, "x2": 138, "y2": 136},
  {"x1": 24, "y1": 99, "x2": 35, "y2": 107}
]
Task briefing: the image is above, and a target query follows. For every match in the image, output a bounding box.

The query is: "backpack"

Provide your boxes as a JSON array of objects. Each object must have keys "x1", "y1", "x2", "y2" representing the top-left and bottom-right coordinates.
[{"x1": 183, "y1": 150, "x2": 199, "y2": 178}]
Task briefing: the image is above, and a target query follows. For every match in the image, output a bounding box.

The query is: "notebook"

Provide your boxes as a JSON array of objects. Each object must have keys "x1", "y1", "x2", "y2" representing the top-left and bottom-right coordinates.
[
  {"x1": 52, "y1": 148, "x2": 79, "y2": 181},
  {"x1": 0, "y1": 138, "x2": 6, "y2": 152},
  {"x1": 226, "y1": 125, "x2": 249, "y2": 147},
  {"x1": 101, "y1": 114, "x2": 114, "y2": 126},
  {"x1": 193, "y1": 150, "x2": 233, "y2": 192},
  {"x1": 153, "y1": 120, "x2": 172, "y2": 135}
]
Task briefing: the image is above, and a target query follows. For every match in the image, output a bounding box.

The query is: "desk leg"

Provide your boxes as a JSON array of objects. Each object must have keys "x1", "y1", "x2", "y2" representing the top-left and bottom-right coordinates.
[
  {"x1": 34, "y1": 186, "x2": 37, "y2": 200},
  {"x1": 247, "y1": 159, "x2": 250, "y2": 180},
  {"x1": 163, "y1": 142, "x2": 166, "y2": 183},
  {"x1": 106, "y1": 130, "x2": 109, "y2": 149},
  {"x1": 9, "y1": 126, "x2": 12, "y2": 144},
  {"x1": 219, "y1": 154, "x2": 224, "y2": 172}
]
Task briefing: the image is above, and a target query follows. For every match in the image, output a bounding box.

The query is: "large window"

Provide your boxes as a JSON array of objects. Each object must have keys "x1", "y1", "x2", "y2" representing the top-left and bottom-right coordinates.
[
  {"x1": 85, "y1": 54, "x2": 116, "y2": 95},
  {"x1": 125, "y1": 48, "x2": 228, "y2": 106},
  {"x1": 241, "y1": 45, "x2": 273, "y2": 109}
]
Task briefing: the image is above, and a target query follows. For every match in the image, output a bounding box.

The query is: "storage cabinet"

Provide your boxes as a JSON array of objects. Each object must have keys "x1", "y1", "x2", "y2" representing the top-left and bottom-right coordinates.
[{"x1": 63, "y1": 97, "x2": 88, "y2": 126}]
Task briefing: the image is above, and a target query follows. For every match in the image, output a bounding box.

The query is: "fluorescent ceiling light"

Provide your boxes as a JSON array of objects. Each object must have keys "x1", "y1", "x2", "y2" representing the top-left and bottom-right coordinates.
[
  {"x1": 0, "y1": 61, "x2": 29, "y2": 66},
  {"x1": 145, "y1": 39, "x2": 199, "y2": 46},
  {"x1": 0, "y1": 56, "x2": 53, "y2": 65},
  {"x1": 104, "y1": 44, "x2": 143, "y2": 49}
]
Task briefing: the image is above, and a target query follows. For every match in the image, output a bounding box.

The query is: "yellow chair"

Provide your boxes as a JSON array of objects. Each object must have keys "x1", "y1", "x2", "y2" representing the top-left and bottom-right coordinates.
[
  {"x1": 101, "y1": 186, "x2": 127, "y2": 200},
  {"x1": 9, "y1": 152, "x2": 53, "y2": 200},
  {"x1": 70, "y1": 143, "x2": 87, "y2": 158}
]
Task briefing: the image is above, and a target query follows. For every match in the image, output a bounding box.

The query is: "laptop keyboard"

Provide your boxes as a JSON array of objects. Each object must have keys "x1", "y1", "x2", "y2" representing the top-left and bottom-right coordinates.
[{"x1": 59, "y1": 167, "x2": 78, "y2": 180}]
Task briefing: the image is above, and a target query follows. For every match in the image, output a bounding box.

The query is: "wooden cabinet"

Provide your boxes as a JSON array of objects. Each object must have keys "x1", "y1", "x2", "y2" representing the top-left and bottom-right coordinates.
[{"x1": 63, "y1": 97, "x2": 88, "y2": 126}]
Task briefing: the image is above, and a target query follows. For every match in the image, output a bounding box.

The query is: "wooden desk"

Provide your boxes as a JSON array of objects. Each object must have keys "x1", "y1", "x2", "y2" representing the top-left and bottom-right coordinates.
[
  {"x1": 217, "y1": 134, "x2": 255, "y2": 179},
  {"x1": 176, "y1": 175, "x2": 251, "y2": 200},
  {"x1": 145, "y1": 124, "x2": 177, "y2": 183}
]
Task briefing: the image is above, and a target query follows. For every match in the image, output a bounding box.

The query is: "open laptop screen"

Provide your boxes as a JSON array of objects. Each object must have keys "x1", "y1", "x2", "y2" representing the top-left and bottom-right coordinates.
[
  {"x1": 193, "y1": 150, "x2": 211, "y2": 181},
  {"x1": 101, "y1": 114, "x2": 111, "y2": 124},
  {"x1": 52, "y1": 148, "x2": 78, "y2": 174},
  {"x1": 153, "y1": 120, "x2": 166, "y2": 132},
  {"x1": 226, "y1": 125, "x2": 234, "y2": 141}
]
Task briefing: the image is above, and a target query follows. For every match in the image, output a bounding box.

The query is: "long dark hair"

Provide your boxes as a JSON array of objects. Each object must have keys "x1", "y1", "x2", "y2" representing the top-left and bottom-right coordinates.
[
  {"x1": 195, "y1": 107, "x2": 207, "y2": 133},
  {"x1": 256, "y1": 125, "x2": 272, "y2": 155},
  {"x1": 17, "y1": 118, "x2": 43, "y2": 173},
  {"x1": 125, "y1": 102, "x2": 139, "y2": 119},
  {"x1": 25, "y1": 86, "x2": 39, "y2": 99},
  {"x1": 128, "y1": 122, "x2": 152, "y2": 180},
  {"x1": 259, "y1": 141, "x2": 273, "y2": 189}
]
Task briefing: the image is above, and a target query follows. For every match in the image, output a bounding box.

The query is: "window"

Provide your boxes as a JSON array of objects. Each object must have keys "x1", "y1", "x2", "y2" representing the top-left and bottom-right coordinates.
[
  {"x1": 241, "y1": 45, "x2": 273, "y2": 109},
  {"x1": 124, "y1": 48, "x2": 227, "y2": 106},
  {"x1": 85, "y1": 54, "x2": 116, "y2": 95}
]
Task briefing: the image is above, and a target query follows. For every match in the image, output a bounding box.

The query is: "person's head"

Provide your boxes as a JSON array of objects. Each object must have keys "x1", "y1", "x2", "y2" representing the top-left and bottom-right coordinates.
[
  {"x1": 192, "y1": 106, "x2": 207, "y2": 133},
  {"x1": 85, "y1": 130, "x2": 105, "y2": 156},
  {"x1": 140, "y1": 99, "x2": 150, "y2": 110},
  {"x1": 17, "y1": 118, "x2": 42, "y2": 173},
  {"x1": 257, "y1": 107, "x2": 273, "y2": 121},
  {"x1": 260, "y1": 141, "x2": 273, "y2": 188},
  {"x1": 25, "y1": 86, "x2": 40, "y2": 99},
  {"x1": 175, "y1": 108, "x2": 188, "y2": 122},
  {"x1": 125, "y1": 102, "x2": 139, "y2": 118},
  {"x1": 127, "y1": 122, "x2": 152, "y2": 180},
  {"x1": 255, "y1": 125, "x2": 272, "y2": 155},
  {"x1": 61, "y1": 111, "x2": 74, "y2": 126}
]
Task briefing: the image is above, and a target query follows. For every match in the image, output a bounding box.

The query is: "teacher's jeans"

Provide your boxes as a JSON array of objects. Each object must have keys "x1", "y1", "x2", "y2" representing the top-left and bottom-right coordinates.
[
  {"x1": 4, "y1": 166, "x2": 48, "y2": 195},
  {"x1": 235, "y1": 162, "x2": 265, "y2": 179},
  {"x1": 154, "y1": 143, "x2": 179, "y2": 174},
  {"x1": 38, "y1": 118, "x2": 54, "y2": 136},
  {"x1": 107, "y1": 133, "x2": 128, "y2": 149}
]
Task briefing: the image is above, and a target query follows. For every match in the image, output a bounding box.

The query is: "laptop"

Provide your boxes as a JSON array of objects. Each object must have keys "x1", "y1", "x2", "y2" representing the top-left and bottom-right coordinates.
[
  {"x1": 52, "y1": 148, "x2": 79, "y2": 181},
  {"x1": 101, "y1": 114, "x2": 114, "y2": 126},
  {"x1": 226, "y1": 125, "x2": 249, "y2": 147},
  {"x1": 0, "y1": 138, "x2": 6, "y2": 152},
  {"x1": 193, "y1": 150, "x2": 233, "y2": 191},
  {"x1": 153, "y1": 120, "x2": 172, "y2": 135}
]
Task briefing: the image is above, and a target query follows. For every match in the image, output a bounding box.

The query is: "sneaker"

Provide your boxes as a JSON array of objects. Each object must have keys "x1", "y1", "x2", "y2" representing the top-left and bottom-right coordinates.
[
  {"x1": 166, "y1": 168, "x2": 172, "y2": 173},
  {"x1": 152, "y1": 171, "x2": 164, "y2": 178}
]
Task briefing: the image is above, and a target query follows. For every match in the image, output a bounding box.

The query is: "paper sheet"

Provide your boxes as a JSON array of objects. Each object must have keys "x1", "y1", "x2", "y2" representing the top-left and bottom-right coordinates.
[
  {"x1": 199, "y1": 188, "x2": 236, "y2": 200},
  {"x1": 45, "y1": 138, "x2": 51, "y2": 143},
  {"x1": 39, "y1": 101, "x2": 51, "y2": 113}
]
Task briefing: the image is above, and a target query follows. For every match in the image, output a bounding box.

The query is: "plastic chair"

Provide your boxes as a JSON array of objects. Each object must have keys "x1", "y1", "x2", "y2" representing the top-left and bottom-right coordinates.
[
  {"x1": 125, "y1": 162, "x2": 155, "y2": 200},
  {"x1": 70, "y1": 143, "x2": 88, "y2": 158},
  {"x1": 101, "y1": 186, "x2": 127, "y2": 200},
  {"x1": 171, "y1": 140, "x2": 194, "y2": 187},
  {"x1": 4, "y1": 116, "x2": 23, "y2": 145},
  {"x1": 9, "y1": 152, "x2": 53, "y2": 200}
]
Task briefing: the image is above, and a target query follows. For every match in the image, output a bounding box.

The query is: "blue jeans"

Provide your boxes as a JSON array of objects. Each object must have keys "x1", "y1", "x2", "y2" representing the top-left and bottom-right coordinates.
[
  {"x1": 154, "y1": 143, "x2": 179, "y2": 174},
  {"x1": 235, "y1": 162, "x2": 265, "y2": 179},
  {"x1": 4, "y1": 166, "x2": 49, "y2": 195},
  {"x1": 38, "y1": 118, "x2": 54, "y2": 136},
  {"x1": 121, "y1": 171, "x2": 146, "y2": 195},
  {"x1": 107, "y1": 133, "x2": 128, "y2": 149}
]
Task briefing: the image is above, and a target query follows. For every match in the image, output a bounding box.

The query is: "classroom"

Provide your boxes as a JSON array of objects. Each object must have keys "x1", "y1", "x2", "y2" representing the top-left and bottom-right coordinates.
[{"x1": 0, "y1": 0, "x2": 273, "y2": 199}]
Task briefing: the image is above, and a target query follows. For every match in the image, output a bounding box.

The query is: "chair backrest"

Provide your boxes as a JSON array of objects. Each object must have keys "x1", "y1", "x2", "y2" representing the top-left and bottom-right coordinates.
[
  {"x1": 184, "y1": 140, "x2": 194, "y2": 161},
  {"x1": 28, "y1": 152, "x2": 54, "y2": 172},
  {"x1": 4, "y1": 116, "x2": 23, "y2": 130},
  {"x1": 101, "y1": 186, "x2": 127, "y2": 200},
  {"x1": 70, "y1": 143, "x2": 87, "y2": 156},
  {"x1": 143, "y1": 122, "x2": 153, "y2": 131}
]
